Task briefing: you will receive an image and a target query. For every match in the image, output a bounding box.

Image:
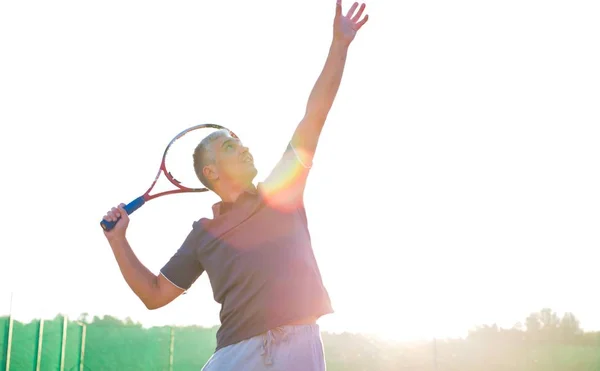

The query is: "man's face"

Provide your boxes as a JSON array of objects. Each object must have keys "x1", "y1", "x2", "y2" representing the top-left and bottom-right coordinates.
[{"x1": 206, "y1": 133, "x2": 257, "y2": 187}]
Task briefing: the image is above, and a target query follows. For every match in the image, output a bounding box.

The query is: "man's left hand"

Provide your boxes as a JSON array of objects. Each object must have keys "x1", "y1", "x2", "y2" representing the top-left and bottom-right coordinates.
[{"x1": 333, "y1": 0, "x2": 369, "y2": 46}]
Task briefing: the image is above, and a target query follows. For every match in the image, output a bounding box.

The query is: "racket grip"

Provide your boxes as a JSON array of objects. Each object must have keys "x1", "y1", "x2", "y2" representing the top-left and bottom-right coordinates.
[{"x1": 100, "y1": 196, "x2": 146, "y2": 231}]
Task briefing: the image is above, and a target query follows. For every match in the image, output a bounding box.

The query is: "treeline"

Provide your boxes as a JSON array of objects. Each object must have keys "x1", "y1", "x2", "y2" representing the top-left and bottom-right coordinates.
[
  {"x1": 1, "y1": 308, "x2": 599, "y2": 371},
  {"x1": 467, "y1": 308, "x2": 600, "y2": 346}
]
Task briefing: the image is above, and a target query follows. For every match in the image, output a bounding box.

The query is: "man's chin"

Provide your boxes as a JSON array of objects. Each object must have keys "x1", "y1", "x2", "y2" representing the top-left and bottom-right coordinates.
[
  {"x1": 248, "y1": 171, "x2": 258, "y2": 184},
  {"x1": 236, "y1": 168, "x2": 257, "y2": 185},
  {"x1": 244, "y1": 165, "x2": 258, "y2": 178}
]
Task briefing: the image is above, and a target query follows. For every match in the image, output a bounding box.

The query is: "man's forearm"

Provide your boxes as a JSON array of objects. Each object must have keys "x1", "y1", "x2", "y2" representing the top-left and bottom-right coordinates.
[
  {"x1": 108, "y1": 237, "x2": 159, "y2": 308},
  {"x1": 305, "y1": 39, "x2": 349, "y2": 120}
]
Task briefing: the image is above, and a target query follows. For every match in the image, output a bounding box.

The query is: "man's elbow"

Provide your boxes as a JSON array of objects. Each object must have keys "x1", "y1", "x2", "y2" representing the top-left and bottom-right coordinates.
[
  {"x1": 140, "y1": 275, "x2": 182, "y2": 310},
  {"x1": 144, "y1": 302, "x2": 162, "y2": 310},
  {"x1": 139, "y1": 279, "x2": 165, "y2": 310},
  {"x1": 142, "y1": 297, "x2": 166, "y2": 310}
]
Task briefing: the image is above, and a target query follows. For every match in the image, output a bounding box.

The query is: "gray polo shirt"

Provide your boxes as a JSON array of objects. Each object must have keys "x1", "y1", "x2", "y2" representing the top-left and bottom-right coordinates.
[{"x1": 160, "y1": 145, "x2": 333, "y2": 351}]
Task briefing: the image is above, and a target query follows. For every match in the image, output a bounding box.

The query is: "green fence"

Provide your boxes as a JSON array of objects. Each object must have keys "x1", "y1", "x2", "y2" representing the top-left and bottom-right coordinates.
[
  {"x1": 3, "y1": 315, "x2": 600, "y2": 370},
  {"x1": 1, "y1": 316, "x2": 220, "y2": 371}
]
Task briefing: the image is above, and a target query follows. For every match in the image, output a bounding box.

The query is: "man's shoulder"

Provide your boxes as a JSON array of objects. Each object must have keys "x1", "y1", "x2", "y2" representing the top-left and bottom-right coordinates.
[
  {"x1": 178, "y1": 219, "x2": 209, "y2": 250},
  {"x1": 191, "y1": 217, "x2": 213, "y2": 234}
]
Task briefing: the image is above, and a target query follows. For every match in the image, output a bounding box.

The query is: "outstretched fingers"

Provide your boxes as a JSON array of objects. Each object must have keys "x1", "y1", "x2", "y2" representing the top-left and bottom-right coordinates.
[
  {"x1": 352, "y1": 3, "x2": 366, "y2": 22},
  {"x1": 355, "y1": 13, "x2": 369, "y2": 30},
  {"x1": 346, "y1": 2, "x2": 359, "y2": 18},
  {"x1": 335, "y1": 0, "x2": 369, "y2": 35}
]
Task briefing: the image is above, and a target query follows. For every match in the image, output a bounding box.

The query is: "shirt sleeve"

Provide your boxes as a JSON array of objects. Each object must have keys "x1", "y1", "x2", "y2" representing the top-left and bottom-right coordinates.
[
  {"x1": 159, "y1": 223, "x2": 205, "y2": 291},
  {"x1": 288, "y1": 141, "x2": 313, "y2": 170}
]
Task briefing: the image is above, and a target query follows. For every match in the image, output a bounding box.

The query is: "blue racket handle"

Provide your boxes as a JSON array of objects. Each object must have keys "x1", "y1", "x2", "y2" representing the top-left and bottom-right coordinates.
[{"x1": 100, "y1": 196, "x2": 146, "y2": 231}]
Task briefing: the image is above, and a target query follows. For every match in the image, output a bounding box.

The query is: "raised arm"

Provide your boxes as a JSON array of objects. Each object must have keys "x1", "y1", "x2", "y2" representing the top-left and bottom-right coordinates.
[
  {"x1": 262, "y1": 1, "x2": 369, "y2": 206},
  {"x1": 291, "y1": 0, "x2": 369, "y2": 163}
]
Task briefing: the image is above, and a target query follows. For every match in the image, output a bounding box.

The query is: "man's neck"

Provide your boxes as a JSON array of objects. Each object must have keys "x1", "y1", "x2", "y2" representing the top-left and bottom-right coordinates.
[{"x1": 217, "y1": 182, "x2": 255, "y2": 203}]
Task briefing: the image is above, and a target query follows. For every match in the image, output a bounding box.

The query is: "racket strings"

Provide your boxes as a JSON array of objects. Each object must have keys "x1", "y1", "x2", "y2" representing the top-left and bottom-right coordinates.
[{"x1": 163, "y1": 126, "x2": 227, "y2": 191}]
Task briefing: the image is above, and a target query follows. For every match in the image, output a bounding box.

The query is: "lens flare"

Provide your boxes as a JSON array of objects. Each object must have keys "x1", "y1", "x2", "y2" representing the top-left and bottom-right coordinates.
[{"x1": 260, "y1": 147, "x2": 312, "y2": 213}]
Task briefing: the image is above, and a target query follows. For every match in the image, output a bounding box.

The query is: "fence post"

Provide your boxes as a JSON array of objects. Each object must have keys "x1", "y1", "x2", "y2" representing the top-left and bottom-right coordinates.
[
  {"x1": 59, "y1": 315, "x2": 68, "y2": 371},
  {"x1": 433, "y1": 337, "x2": 438, "y2": 370},
  {"x1": 77, "y1": 321, "x2": 87, "y2": 371},
  {"x1": 4, "y1": 293, "x2": 14, "y2": 371},
  {"x1": 168, "y1": 326, "x2": 175, "y2": 371},
  {"x1": 35, "y1": 319, "x2": 45, "y2": 371}
]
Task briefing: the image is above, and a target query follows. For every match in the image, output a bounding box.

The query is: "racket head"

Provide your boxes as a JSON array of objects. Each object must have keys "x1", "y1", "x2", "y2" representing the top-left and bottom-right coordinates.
[{"x1": 156, "y1": 123, "x2": 238, "y2": 195}]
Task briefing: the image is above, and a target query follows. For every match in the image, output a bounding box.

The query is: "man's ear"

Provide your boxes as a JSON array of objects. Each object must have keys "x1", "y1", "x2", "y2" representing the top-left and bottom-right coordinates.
[{"x1": 203, "y1": 164, "x2": 218, "y2": 181}]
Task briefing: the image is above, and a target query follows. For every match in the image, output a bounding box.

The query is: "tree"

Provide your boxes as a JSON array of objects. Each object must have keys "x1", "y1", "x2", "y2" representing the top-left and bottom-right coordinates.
[
  {"x1": 539, "y1": 308, "x2": 560, "y2": 330},
  {"x1": 78, "y1": 312, "x2": 90, "y2": 323},
  {"x1": 467, "y1": 324, "x2": 504, "y2": 345},
  {"x1": 525, "y1": 312, "x2": 541, "y2": 333},
  {"x1": 559, "y1": 312, "x2": 581, "y2": 343},
  {"x1": 512, "y1": 322, "x2": 523, "y2": 331},
  {"x1": 525, "y1": 308, "x2": 562, "y2": 343}
]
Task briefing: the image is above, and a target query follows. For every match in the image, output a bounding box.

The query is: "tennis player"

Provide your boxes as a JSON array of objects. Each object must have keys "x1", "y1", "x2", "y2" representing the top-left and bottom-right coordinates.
[{"x1": 102, "y1": 1, "x2": 368, "y2": 369}]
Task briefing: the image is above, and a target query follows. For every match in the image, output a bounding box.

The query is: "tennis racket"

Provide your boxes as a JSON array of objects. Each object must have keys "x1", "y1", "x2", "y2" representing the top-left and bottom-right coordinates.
[{"x1": 100, "y1": 123, "x2": 236, "y2": 231}]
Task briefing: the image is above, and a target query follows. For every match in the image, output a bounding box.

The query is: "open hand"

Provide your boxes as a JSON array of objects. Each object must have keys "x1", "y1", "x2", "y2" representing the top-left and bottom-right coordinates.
[{"x1": 333, "y1": 0, "x2": 369, "y2": 46}]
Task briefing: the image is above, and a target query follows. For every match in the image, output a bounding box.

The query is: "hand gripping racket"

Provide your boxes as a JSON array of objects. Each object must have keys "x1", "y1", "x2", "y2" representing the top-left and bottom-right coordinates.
[{"x1": 100, "y1": 123, "x2": 236, "y2": 231}]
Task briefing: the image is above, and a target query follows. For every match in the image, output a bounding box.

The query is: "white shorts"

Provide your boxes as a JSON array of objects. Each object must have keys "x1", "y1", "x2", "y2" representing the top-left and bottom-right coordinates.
[{"x1": 201, "y1": 324, "x2": 326, "y2": 371}]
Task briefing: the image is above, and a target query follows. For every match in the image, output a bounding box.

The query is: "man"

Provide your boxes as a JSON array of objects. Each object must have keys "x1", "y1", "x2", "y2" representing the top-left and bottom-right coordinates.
[{"x1": 101, "y1": 1, "x2": 368, "y2": 369}]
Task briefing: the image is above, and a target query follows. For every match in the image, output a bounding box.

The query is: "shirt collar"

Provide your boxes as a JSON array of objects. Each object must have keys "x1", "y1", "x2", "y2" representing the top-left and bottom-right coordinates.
[{"x1": 211, "y1": 184, "x2": 259, "y2": 217}]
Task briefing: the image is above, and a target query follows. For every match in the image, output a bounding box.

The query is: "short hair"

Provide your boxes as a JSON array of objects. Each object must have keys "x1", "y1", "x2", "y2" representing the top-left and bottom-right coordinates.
[{"x1": 193, "y1": 130, "x2": 230, "y2": 191}]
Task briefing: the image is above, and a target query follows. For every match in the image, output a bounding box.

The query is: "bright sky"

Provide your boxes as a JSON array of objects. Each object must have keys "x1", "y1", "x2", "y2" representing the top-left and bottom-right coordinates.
[{"x1": 1, "y1": 0, "x2": 599, "y2": 342}]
